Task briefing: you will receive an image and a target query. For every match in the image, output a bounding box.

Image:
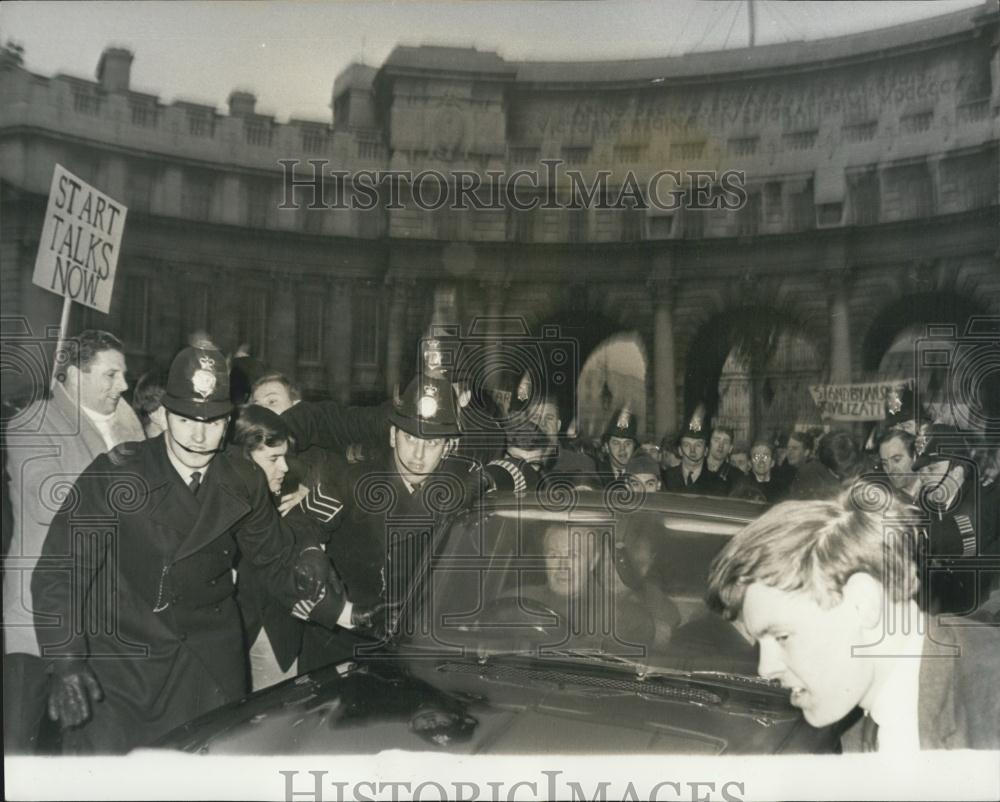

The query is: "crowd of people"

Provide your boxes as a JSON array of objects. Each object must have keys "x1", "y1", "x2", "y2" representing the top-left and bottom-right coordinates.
[{"x1": 2, "y1": 327, "x2": 997, "y2": 756}]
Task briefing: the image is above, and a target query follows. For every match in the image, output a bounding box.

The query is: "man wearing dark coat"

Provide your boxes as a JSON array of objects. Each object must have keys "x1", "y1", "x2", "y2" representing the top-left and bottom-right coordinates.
[
  {"x1": 595, "y1": 406, "x2": 639, "y2": 487},
  {"x1": 31, "y1": 345, "x2": 340, "y2": 753},
  {"x1": 662, "y1": 406, "x2": 728, "y2": 496},
  {"x1": 297, "y1": 363, "x2": 485, "y2": 672}
]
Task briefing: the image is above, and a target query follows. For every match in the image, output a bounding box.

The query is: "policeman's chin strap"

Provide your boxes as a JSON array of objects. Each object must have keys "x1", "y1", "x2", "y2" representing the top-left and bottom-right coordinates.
[
  {"x1": 922, "y1": 462, "x2": 961, "y2": 520},
  {"x1": 175, "y1": 417, "x2": 231, "y2": 456}
]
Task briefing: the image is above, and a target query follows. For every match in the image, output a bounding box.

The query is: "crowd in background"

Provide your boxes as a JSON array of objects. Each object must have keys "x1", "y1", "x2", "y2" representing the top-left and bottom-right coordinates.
[{"x1": 1, "y1": 327, "x2": 997, "y2": 756}]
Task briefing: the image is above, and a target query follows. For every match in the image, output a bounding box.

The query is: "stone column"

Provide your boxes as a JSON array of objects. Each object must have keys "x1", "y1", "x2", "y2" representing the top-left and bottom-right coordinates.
[
  {"x1": 828, "y1": 269, "x2": 853, "y2": 384},
  {"x1": 384, "y1": 278, "x2": 408, "y2": 396},
  {"x1": 327, "y1": 279, "x2": 353, "y2": 403},
  {"x1": 649, "y1": 255, "x2": 678, "y2": 438},
  {"x1": 268, "y1": 276, "x2": 297, "y2": 376}
]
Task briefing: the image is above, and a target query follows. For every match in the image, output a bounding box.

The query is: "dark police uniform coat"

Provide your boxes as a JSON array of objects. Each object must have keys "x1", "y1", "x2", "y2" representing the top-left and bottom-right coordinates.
[
  {"x1": 31, "y1": 436, "x2": 344, "y2": 753},
  {"x1": 920, "y1": 477, "x2": 999, "y2": 616},
  {"x1": 299, "y1": 450, "x2": 485, "y2": 671},
  {"x1": 663, "y1": 464, "x2": 728, "y2": 496}
]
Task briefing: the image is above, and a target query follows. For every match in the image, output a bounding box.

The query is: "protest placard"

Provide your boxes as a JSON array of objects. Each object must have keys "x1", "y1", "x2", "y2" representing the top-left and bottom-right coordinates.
[
  {"x1": 809, "y1": 380, "x2": 911, "y2": 421},
  {"x1": 32, "y1": 163, "x2": 127, "y2": 314}
]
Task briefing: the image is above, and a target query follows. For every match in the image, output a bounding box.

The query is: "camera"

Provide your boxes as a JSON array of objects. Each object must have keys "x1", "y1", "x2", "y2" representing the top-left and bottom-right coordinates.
[
  {"x1": 913, "y1": 317, "x2": 1000, "y2": 437},
  {"x1": 1, "y1": 317, "x2": 79, "y2": 435}
]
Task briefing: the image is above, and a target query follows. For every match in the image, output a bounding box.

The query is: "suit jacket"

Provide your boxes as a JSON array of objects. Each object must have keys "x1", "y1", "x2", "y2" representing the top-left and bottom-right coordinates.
[
  {"x1": 662, "y1": 464, "x2": 728, "y2": 496},
  {"x1": 31, "y1": 436, "x2": 345, "y2": 753},
  {"x1": 840, "y1": 621, "x2": 1000, "y2": 751},
  {"x1": 4, "y1": 382, "x2": 144, "y2": 656}
]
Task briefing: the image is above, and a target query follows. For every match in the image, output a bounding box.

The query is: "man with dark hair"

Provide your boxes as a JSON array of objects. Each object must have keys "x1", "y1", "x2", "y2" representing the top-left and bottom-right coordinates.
[
  {"x1": 4, "y1": 329, "x2": 144, "y2": 754},
  {"x1": 132, "y1": 366, "x2": 169, "y2": 439},
  {"x1": 787, "y1": 429, "x2": 862, "y2": 501},
  {"x1": 31, "y1": 343, "x2": 337, "y2": 753},
  {"x1": 877, "y1": 429, "x2": 920, "y2": 505},
  {"x1": 707, "y1": 496, "x2": 1000, "y2": 752},
  {"x1": 704, "y1": 424, "x2": 736, "y2": 491}
]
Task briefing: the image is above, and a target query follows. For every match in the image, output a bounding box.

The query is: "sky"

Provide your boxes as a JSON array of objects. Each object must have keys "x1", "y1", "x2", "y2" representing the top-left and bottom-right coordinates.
[{"x1": 0, "y1": 0, "x2": 986, "y2": 122}]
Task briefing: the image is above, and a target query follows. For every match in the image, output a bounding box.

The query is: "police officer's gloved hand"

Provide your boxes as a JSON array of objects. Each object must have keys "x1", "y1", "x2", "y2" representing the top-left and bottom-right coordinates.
[
  {"x1": 294, "y1": 547, "x2": 331, "y2": 601},
  {"x1": 48, "y1": 660, "x2": 103, "y2": 729}
]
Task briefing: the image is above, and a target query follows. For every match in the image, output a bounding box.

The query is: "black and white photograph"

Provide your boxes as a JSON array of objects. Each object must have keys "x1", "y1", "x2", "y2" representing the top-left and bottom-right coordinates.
[{"x1": 1, "y1": 0, "x2": 998, "y2": 799}]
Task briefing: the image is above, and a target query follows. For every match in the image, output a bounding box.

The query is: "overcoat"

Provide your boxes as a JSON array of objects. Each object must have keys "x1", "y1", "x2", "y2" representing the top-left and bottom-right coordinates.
[
  {"x1": 839, "y1": 621, "x2": 1000, "y2": 751},
  {"x1": 5, "y1": 382, "x2": 144, "y2": 657},
  {"x1": 31, "y1": 435, "x2": 343, "y2": 753}
]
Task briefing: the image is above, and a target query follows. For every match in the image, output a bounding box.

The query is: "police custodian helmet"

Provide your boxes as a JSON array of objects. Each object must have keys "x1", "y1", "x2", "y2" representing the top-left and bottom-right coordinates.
[
  {"x1": 603, "y1": 406, "x2": 638, "y2": 444},
  {"x1": 389, "y1": 374, "x2": 461, "y2": 438},
  {"x1": 160, "y1": 344, "x2": 233, "y2": 421}
]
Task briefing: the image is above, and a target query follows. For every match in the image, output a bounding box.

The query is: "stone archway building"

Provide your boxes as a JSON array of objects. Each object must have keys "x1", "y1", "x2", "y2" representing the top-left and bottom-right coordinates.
[{"x1": 1, "y1": 3, "x2": 997, "y2": 434}]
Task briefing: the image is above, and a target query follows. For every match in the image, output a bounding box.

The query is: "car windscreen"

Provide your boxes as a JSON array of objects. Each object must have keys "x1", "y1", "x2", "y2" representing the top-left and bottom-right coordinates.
[{"x1": 397, "y1": 504, "x2": 759, "y2": 677}]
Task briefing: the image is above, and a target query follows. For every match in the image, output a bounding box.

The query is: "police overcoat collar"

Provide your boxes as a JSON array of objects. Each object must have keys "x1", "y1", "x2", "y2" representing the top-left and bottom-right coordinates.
[{"x1": 142, "y1": 437, "x2": 253, "y2": 562}]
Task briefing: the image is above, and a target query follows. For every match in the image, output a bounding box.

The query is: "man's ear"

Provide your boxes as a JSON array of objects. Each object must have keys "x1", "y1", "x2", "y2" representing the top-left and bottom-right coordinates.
[
  {"x1": 63, "y1": 363, "x2": 80, "y2": 387},
  {"x1": 389, "y1": 425, "x2": 397, "y2": 450},
  {"x1": 842, "y1": 572, "x2": 884, "y2": 630}
]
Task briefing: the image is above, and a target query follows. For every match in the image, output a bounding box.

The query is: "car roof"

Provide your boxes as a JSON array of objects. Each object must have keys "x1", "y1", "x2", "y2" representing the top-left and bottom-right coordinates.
[{"x1": 476, "y1": 489, "x2": 763, "y2": 535}]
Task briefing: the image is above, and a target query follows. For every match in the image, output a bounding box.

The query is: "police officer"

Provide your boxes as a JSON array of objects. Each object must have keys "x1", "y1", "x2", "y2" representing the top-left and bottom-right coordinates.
[
  {"x1": 31, "y1": 344, "x2": 342, "y2": 753},
  {"x1": 596, "y1": 407, "x2": 639, "y2": 486},
  {"x1": 298, "y1": 364, "x2": 484, "y2": 671},
  {"x1": 911, "y1": 424, "x2": 1000, "y2": 616},
  {"x1": 662, "y1": 406, "x2": 727, "y2": 496}
]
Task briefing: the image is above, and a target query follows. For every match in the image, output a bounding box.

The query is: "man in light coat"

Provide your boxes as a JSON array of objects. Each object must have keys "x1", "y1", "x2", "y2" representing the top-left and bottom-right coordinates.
[{"x1": 4, "y1": 330, "x2": 145, "y2": 753}]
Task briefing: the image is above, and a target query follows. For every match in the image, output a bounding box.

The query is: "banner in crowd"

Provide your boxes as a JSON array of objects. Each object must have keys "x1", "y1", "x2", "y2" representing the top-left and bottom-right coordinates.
[
  {"x1": 32, "y1": 164, "x2": 127, "y2": 314},
  {"x1": 808, "y1": 380, "x2": 911, "y2": 421}
]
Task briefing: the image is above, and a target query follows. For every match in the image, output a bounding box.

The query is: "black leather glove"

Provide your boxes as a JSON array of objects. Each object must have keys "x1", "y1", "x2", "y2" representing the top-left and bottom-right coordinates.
[
  {"x1": 294, "y1": 547, "x2": 331, "y2": 601},
  {"x1": 48, "y1": 660, "x2": 103, "y2": 729}
]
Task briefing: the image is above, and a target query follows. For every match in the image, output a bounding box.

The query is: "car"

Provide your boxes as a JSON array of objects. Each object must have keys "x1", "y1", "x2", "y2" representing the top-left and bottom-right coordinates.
[{"x1": 155, "y1": 487, "x2": 839, "y2": 755}]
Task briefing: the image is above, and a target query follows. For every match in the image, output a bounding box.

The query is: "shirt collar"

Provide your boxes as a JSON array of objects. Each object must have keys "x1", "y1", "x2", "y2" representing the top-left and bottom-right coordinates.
[
  {"x1": 163, "y1": 438, "x2": 210, "y2": 487},
  {"x1": 864, "y1": 618, "x2": 925, "y2": 751}
]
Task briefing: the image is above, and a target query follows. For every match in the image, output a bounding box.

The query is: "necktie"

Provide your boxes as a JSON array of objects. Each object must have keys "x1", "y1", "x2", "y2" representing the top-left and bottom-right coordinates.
[
  {"x1": 189, "y1": 471, "x2": 202, "y2": 496},
  {"x1": 861, "y1": 713, "x2": 879, "y2": 752},
  {"x1": 686, "y1": 472, "x2": 693, "y2": 487}
]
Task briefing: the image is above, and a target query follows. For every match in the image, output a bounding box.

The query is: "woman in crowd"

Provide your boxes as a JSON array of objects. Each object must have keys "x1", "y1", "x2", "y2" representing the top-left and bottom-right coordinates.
[{"x1": 230, "y1": 405, "x2": 322, "y2": 690}]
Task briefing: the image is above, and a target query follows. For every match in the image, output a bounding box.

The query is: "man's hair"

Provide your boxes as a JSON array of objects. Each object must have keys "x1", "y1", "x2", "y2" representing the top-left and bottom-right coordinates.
[
  {"x1": 706, "y1": 493, "x2": 919, "y2": 621},
  {"x1": 711, "y1": 425, "x2": 735, "y2": 442},
  {"x1": 750, "y1": 440, "x2": 773, "y2": 456},
  {"x1": 878, "y1": 428, "x2": 915, "y2": 459},
  {"x1": 132, "y1": 368, "x2": 168, "y2": 424},
  {"x1": 63, "y1": 330, "x2": 124, "y2": 376},
  {"x1": 233, "y1": 404, "x2": 294, "y2": 459},
  {"x1": 818, "y1": 430, "x2": 862, "y2": 478},
  {"x1": 788, "y1": 430, "x2": 815, "y2": 452},
  {"x1": 250, "y1": 372, "x2": 302, "y2": 403}
]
